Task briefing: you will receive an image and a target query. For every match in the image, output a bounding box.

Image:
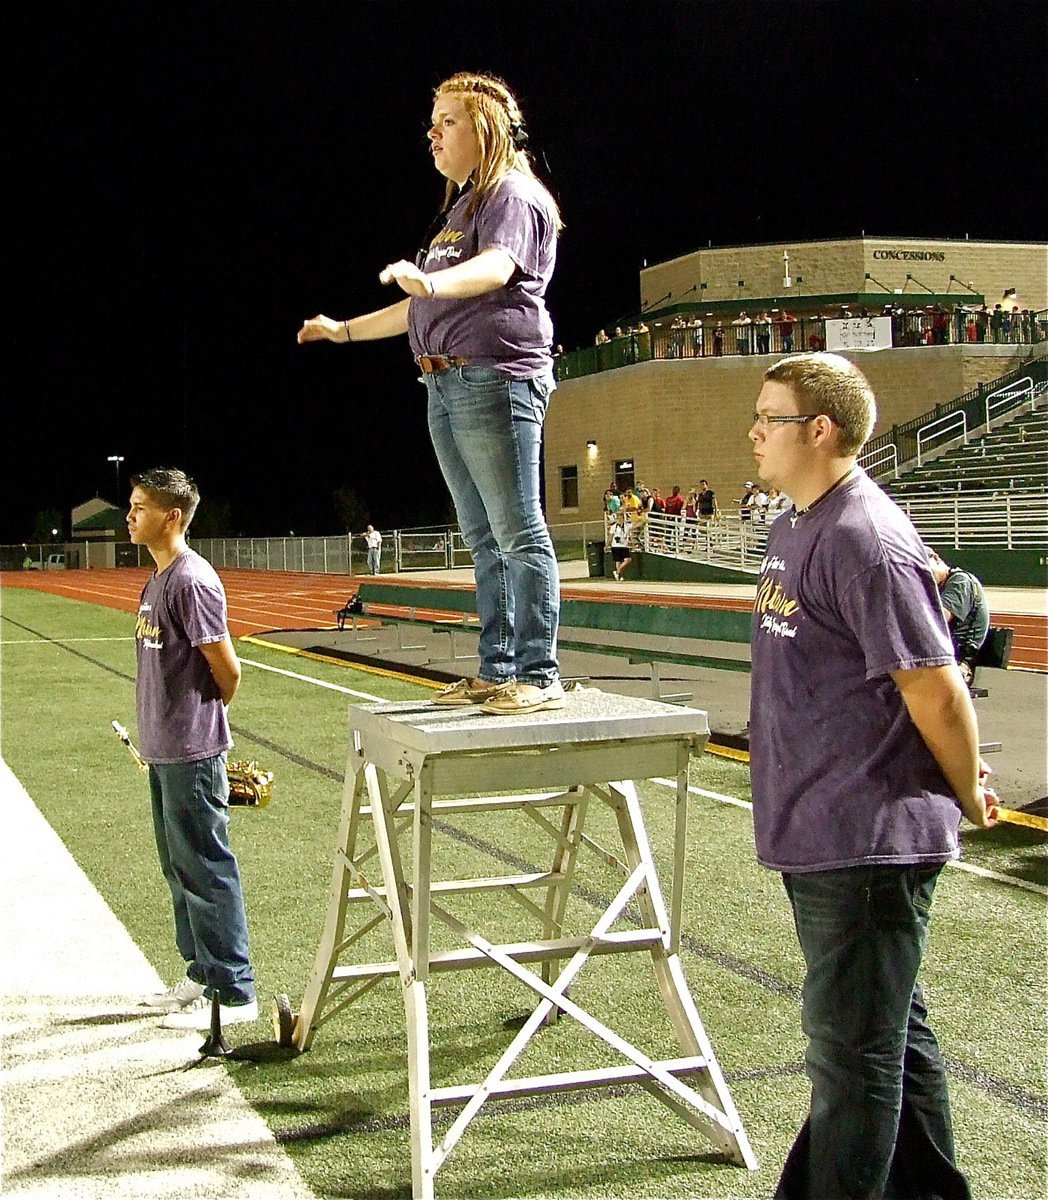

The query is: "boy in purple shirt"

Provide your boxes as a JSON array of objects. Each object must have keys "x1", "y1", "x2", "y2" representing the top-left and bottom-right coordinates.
[
  {"x1": 130, "y1": 468, "x2": 257, "y2": 1029},
  {"x1": 747, "y1": 355, "x2": 997, "y2": 1199}
]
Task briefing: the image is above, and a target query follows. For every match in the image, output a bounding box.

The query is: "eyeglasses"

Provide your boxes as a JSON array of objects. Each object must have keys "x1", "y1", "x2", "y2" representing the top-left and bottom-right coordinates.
[{"x1": 751, "y1": 413, "x2": 825, "y2": 428}]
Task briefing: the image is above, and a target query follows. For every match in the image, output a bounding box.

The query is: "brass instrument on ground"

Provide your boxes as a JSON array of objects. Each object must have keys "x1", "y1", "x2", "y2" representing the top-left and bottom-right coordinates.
[{"x1": 111, "y1": 720, "x2": 274, "y2": 808}]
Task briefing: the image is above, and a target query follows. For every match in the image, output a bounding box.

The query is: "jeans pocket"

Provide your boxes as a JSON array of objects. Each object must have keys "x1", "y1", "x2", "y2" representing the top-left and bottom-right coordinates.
[{"x1": 457, "y1": 364, "x2": 507, "y2": 390}]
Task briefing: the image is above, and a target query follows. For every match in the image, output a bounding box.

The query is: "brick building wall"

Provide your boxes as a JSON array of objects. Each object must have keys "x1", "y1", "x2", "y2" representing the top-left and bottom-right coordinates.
[
  {"x1": 544, "y1": 345, "x2": 1036, "y2": 522},
  {"x1": 640, "y1": 237, "x2": 1046, "y2": 314}
]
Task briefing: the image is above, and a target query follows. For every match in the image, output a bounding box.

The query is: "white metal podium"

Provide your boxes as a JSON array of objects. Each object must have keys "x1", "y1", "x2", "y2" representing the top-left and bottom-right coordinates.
[{"x1": 281, "y1": 690, "x2": 757, "y2": 1198}]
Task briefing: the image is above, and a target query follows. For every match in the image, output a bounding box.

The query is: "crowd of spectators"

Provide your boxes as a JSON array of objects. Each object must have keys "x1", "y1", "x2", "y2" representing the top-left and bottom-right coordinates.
[
  {"x1": 554, "y1": 303, "x2": 1045, "y2": 379},
  {"x1": 603, "y1": 476, "x2": 790, "y2": 578}
]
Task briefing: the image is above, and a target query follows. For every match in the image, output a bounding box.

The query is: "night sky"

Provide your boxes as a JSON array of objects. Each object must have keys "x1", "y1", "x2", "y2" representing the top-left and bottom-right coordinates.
[{"x1": 6, "y1": 0, "x2": 1045, "y2": 543}]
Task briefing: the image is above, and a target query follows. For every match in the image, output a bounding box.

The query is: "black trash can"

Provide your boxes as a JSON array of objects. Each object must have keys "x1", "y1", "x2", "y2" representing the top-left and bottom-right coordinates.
[{"x1": 586, "y1": 540, "x2": 605, "y2": 578}]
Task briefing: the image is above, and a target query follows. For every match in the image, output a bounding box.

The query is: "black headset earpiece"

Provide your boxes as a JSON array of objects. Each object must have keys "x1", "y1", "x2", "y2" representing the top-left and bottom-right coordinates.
[{"x1": 510, "y1": 123, "x2": 529, "y2": 150}]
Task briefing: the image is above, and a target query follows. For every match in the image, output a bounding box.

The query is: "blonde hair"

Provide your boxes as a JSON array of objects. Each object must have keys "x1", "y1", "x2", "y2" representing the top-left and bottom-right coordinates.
[
  {"x1": 763, "y1": 353, "x2": 877, "y2": 455},
  {"x1": 435, "y1": 72, "x2": 563, "y2": 230}
]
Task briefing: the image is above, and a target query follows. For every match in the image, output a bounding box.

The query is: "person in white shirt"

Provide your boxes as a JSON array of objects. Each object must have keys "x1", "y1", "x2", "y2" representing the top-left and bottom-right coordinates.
[{"x1": 362, "y1": 525, "x2": 383, "y2": 575}]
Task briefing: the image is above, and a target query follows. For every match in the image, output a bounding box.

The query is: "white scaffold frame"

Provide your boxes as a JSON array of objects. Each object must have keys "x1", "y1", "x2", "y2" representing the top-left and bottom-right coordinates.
[{"x1": 282, "y1": 690, "x2": 758, "y2": 1199}]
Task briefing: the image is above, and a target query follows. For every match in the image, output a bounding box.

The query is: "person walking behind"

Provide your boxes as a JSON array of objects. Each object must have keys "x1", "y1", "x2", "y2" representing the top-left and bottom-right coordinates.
[
  {"x1": 362, "y1": 524, "x2": 383, "y2": 575},
  {"x1": 299, "y1": 71, "x2": 563, "y2": 716},
  {"x1": 129, "y1": 468, "x2": 257, "y2": 1030},
  {"x1": 747, "y1": 354, "x2": 996, "y2": 1199}
]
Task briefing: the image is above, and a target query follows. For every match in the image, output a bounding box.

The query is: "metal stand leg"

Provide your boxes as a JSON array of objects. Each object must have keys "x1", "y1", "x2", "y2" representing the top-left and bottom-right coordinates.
[{"x1": 289, "y1": 697, "x2": 757, "y2": 1198}]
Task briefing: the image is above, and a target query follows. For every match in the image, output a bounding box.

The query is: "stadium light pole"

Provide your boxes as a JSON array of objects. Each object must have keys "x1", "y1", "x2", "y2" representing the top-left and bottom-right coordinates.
[{"x1": 107, "y1": 455, "x2": 125, "y2": 500}]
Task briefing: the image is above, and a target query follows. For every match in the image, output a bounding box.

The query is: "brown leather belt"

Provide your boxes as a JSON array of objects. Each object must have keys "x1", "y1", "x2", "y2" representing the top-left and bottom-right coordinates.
[{"x1": 416, "y1": 354, "x2": 469, "y2": 374}]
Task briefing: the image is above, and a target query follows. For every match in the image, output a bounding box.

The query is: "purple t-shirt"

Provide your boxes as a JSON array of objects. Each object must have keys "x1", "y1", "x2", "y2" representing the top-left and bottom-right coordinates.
[
  {"x1": 135, "y1": 549, "x2": 232, "y2": 764},
  {"x1": 407, "y1": 171, "x2": 557, "y2": 378},
  {"x1": 749, "y1": 470, "x2": 961, "y2": 873}
]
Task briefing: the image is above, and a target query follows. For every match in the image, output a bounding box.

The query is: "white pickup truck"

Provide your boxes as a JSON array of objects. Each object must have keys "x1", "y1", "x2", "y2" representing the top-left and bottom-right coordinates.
[{"x1": 27, "y1": 553, "x2": 67, "y2": 570}]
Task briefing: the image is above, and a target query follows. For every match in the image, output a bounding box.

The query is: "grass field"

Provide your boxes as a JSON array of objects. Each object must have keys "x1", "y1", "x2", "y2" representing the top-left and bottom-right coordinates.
[{"x1": 1, "y1": 584, "x2": 1045, "y2": 1200}]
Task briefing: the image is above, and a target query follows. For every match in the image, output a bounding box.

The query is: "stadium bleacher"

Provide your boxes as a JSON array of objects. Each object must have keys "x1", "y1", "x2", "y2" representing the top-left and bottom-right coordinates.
[{"x1": 880, "y1": 392, "x2": 1047, "y2": 502}]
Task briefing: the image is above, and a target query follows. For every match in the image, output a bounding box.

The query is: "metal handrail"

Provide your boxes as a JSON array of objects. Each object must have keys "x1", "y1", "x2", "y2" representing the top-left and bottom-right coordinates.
[
  {"x1": 916, "y1": 410, "x2": 967, "y2": 466},
  {"x1": 986, "y1": 375, "x2": 1034, "y2": 427},
  {"x1": 859, "y1": 442, "x2": 899, "y2": 479}
]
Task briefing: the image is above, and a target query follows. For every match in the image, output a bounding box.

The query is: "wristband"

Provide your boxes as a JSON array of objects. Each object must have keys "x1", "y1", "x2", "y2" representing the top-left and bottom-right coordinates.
[
  {"x1": 426, "y1": 275, "x2": 436, "y2": 298},
  {"x1": 343, "y1": 321, "x2": 352, "y2": 343}
]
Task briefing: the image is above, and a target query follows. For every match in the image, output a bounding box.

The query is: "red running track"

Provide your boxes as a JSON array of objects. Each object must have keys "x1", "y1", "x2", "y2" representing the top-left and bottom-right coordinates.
[{"x1": 3, "y1": 568, "x2": 1045, "y2": 671}]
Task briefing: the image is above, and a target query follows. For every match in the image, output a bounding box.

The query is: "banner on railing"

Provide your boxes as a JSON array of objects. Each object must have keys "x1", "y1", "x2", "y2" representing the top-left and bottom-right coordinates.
[{"x1": 825, "y1": 316, "x2": 892, "y2": 352}]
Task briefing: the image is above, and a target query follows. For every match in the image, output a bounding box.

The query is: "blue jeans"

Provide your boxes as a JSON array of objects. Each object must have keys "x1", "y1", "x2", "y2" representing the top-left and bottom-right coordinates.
[
  {"x1": 367, "y1": 548, "x2": 381, "y2": 574},
  {"x1": 777, "y1": 865, "x2": 969, "y2": 1200},
  {"x1": 424, "y1": 364, "x2": 560, "y2": 686},
  {"x1": 149, "y1": 754, "x2": 255, "y2": 1005}
]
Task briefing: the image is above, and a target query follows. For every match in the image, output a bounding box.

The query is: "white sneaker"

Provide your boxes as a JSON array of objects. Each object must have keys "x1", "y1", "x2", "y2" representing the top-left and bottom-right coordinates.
[
  {"x1": 161, "y1": 995, "x2": 259, "y2": 1030},
  {"x1": 140, "y1": 974, "x2": 206, "y2": 1011}
]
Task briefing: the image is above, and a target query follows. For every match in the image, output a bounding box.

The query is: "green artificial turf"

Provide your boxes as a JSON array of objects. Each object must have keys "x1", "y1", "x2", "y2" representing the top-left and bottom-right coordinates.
[{"x1": 2, "y1": 585, "x2": 1045, "y2": 1199}]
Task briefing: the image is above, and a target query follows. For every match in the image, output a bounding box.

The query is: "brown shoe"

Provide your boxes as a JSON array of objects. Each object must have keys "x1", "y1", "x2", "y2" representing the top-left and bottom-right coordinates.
[
  {"x1": 480, "y1": 680, "x2": 566, "y2": 715},
  {"x1": 431, "y1": 678, "x2": 502, "y2": 707}
]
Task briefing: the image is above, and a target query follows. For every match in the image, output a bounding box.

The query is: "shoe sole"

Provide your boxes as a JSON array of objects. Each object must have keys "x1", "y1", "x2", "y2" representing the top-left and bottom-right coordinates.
[{"x1": 480, "y1": 695, "x2": 566, "y2": 715}]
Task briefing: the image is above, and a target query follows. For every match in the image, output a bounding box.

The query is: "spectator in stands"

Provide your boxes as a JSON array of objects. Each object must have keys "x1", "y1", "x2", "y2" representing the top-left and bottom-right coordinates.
[
  {"x1": 621, "y1": 487, "x2": 642, "y2": 516},
  {"x1": 604, "y1": 487, "x2": 621, "y2": 515},
  {"x1": 748, "y1": 352, "x2": 996, "y2": 1200},
  {"x1": 609, "y1": 513, "x2": 632, "y2": 581},
  {"x1": 669, "y1": 315, "x2": 688, "y2": 358},
  {"x1": 931, "y1": 306, "x2": 949, "y2": 345},
  {"x1": 689, "y1": 316, "x2": 704, "y2": 357},
  {"x1": 1010, "y1": 306, "x2": 1022, "y2": 343},
  {"x1": 595, "y1": 328, "x2": 610, "y2": 345},
  {"x1": 298, "y1": 70, "x2": 563, "y2": 716},
  {"x1": 927, "y1": 550, "x2": 990, "y2": 686},
  {"x1": 778, "y1": 311, "x2": 796, "y2": 353},
  {"x1": 807, "y1": 317, "x2": 826, "y2": 352},
  {"x1": 732, "y1": 311, "x2": 753, "y2": 355},
  {"x1": 765, "y1": 487, "x2": 790, "y2": 522},
  {"x1": 663, "y1": 485, "x2": 685, "y2": 517},
  {"x1": 696, "y1": 479, "x2": 717, "y2": 519},
  {"x1": 684, "y1": 489, "x2": 698, "y2": 518},
  {"x1": 362, "y1": 524, "x2": 383, "y2": 574},
  {"x1": 989, "y1": 304, "x2": 1005, "y2": 343},
  {"x1": 738, "y1": 481, "x2": 757, "y2": 522},
  {"x1": 712, "y1": 322, "x2": 725, "y2": 356},
  {"x1": 649, "y1": 487, "x2": 667, "y2": 513},
  {"x1": 635, "y1": 320, "x2": 652, "y2": 361},
  {"x1": 755, "y1": 311, "x2": 772, "y2": 354}
]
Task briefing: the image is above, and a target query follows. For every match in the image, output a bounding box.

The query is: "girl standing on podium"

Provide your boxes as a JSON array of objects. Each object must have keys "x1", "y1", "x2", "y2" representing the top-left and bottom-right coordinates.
[{"x1": 299, "y1": 71, "x2": 564, "y2": 716}]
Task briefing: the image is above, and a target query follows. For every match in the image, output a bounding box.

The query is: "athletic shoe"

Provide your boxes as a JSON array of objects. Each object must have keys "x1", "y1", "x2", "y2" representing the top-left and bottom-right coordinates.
[
  {"x1": 480, "y1": 680, "x2": 566, "y2": 715},
  {"x1": 431, "y1": 678, "x2": 502, "y2": 706},
  {"x1": 140, "y1": 974, "x2": 206, "y2": 1011},
  {"x1": 160, "y1": 996, "x2": 259, "y2": 1030}
]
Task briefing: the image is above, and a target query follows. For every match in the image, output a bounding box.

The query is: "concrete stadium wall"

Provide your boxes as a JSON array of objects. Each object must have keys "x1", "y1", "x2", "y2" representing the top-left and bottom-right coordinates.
[{"x1": 544, "y1": 345, "x2": 1038, "y2": 524}]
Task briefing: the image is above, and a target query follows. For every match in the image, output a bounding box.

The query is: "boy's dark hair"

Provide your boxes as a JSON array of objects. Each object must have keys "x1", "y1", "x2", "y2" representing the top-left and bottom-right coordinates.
[{"x1": 130, "y1": 468, "x2": 201, "y2": 530}]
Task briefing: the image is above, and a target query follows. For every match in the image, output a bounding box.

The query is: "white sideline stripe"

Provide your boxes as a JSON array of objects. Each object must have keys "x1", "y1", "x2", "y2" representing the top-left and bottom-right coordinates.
[
  {"x1": 0, "y1": 756, "x2": 316, "y2": 1199},
  {"x1": 650, "y1": 778, "x2": 1048, "y2": 896},
  {"x1": 0, "y1": 636, "x2": 135, "y2": 644},
  {"x1": 239, "y1": 656, "x2": 382, "y2": 701}
]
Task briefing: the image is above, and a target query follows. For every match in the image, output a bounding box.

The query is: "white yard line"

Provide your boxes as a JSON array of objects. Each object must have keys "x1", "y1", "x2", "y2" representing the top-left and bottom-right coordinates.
[
  {"x1": 239, "y1": 656, "x2": 382, "y2": 701},
  {"x1": 653, "y1": 777, "x2": 1047, "y2": 896},
  {"x1": 0, "y1": 636, "x2": 135, "y2": 644}
]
